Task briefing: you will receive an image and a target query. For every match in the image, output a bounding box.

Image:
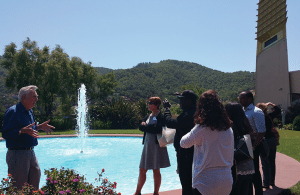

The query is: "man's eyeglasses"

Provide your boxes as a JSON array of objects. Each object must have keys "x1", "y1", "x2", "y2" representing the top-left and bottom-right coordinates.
[{"x1": 148, "y1": 102, "x2": 154, "y2": 105}]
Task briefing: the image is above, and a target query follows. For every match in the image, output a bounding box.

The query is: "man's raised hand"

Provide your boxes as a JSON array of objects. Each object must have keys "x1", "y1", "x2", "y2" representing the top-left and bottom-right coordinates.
[
  {"x1": 37, "y1": 120, "x2": 55, "y2": 135},
  {"x1": 19, "y1": 123, "x2": 39, "y2": 138}
]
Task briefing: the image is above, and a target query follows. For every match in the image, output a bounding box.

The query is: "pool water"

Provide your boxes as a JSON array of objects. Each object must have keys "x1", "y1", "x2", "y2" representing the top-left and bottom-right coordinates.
[{"x1": 0, "y1": 137, "x2": 181, "y2": 194}]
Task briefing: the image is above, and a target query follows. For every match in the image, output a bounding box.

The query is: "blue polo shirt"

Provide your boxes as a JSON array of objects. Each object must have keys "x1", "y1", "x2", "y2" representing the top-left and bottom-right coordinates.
[{"x1": 2, "y1": 102, "x2": 38, "y2": 148}]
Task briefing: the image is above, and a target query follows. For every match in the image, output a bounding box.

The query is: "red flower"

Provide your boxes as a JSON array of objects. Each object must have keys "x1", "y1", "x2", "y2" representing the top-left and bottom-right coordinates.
[
  {"x1": 7, "y1": 174, "x2": 11, "y2": 177},
  {"x1": 4, "y1": 179, "x2": 8, "y2": 182}
]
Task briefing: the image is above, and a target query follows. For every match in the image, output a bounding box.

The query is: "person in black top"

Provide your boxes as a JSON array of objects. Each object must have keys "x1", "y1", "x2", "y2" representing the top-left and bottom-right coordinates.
[
  {"x1": 256, "y1": 102, "x2": 281, "y2": 188},
  {"x1": 163, "y1": 90, "x2": 197, "y2": 195}
]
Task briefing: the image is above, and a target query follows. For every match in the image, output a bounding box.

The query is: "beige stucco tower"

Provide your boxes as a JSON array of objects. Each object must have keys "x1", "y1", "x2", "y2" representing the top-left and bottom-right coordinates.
[{"x1": 255, "y1": 0, "x2": 291, "y2": 110}]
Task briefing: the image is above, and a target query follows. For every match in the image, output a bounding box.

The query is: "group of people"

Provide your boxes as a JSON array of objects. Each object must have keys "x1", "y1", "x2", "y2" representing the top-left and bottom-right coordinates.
[
  {"x1": 134, "y1": 90, "x2": 280, "y2": 195},
  {"x1": 2, "y1": 85, "x2": 280, "y2": 195}
]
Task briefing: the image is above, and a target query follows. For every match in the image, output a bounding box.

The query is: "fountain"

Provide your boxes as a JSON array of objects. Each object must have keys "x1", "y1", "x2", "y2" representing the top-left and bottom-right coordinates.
[
  {"x1": 0, "y1": 83, "x2": 181, "y2": 193},
  {"x1": 0, "y1": 83, "x2": 183, "y2": 193},
  {"x1": 75, "y1": 83, "x2": 89, "y2": 153}
]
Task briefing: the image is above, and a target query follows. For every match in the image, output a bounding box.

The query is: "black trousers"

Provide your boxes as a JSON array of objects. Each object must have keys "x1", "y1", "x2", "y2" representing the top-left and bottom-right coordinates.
[
  {"x1": 249, "y1": 143, "x2": 263, "y2": 195},
  {"x1": 193, "y1": 188, "x2": 202, "y2": 195},
  {"x1": 177, "y1": 147, "x2": 194, "y2": 195},
  {"x1": 230, "y1": 174, "x2": 254, "y2": 195}
]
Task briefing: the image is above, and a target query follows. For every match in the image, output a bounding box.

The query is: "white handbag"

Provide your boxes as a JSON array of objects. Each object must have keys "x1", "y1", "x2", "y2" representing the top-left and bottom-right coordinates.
[{"x1": 157, "y1": 126, "x2": 176, "y2": 147}]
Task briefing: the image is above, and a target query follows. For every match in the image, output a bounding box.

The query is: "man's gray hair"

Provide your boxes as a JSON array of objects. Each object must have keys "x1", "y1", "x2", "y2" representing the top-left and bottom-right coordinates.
[{"x1": 18, "y1": 85, "x2": 38, "y2": 101}]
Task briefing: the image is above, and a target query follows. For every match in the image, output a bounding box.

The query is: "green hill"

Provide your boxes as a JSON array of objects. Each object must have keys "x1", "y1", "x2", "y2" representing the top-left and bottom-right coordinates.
[
  {"x1": 94, "y1": 67, "x2": 114, "y2": 75},
  {"x1": 0, "y1": 59, "x2": 255, "y2": 109},
  {"x1": 112, "y1": 60, "x2": 255, "y2": 103}
]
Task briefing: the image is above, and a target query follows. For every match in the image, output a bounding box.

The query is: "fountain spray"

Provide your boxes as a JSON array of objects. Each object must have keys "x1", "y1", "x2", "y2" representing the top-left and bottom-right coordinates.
[{"x1": 75, "y1": 84, "x2": 89, "y2": 153}]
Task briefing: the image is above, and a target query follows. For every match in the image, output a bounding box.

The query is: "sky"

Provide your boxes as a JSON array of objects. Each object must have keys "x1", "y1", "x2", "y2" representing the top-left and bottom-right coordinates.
[{"x1": 0, "y1": 0, "x2": 299, "y2": 73}]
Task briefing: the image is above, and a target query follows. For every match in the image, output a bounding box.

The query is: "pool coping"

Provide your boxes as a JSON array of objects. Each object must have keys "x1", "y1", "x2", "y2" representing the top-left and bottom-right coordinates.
[{"x1": 0, "y1": 134, "x2": 143, "y2": 141}]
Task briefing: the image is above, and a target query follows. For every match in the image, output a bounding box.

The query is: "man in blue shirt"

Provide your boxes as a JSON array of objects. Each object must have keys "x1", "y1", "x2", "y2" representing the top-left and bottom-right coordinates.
[
  {"x1": 239, "y1": 90, "x2": 266, "y2": 195},
  {"x1": 2, "y1": 85, "x2": 55, "y2": 190}
]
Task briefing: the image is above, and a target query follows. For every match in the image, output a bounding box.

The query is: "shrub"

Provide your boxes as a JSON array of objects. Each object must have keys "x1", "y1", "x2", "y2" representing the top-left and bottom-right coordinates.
[
  {"x1": 91, "y1": 119, "x2": 112, "y2": 129},
  {"x1": 49, "y1": 116, "x2": 76, "y2": 131},
  {"x1": 0, "y1": 168, "x2": 121, "y2": 195},
  {"x1": 293, "y1": 115, "x2": 300, "y2": 131},
  {"x1": 273, "y1": 118, "x2": 282, "y2": 128},
  {"x1": 0, "y1": 174, "x2": 17, "y2": 194},
  {"x1": 283, "y1": 123, "x2": 294, "y2": 130},
  {"x1": 286, "y1": 101, "x2": 300, "y2": 124},
  {"x1": 90, "y1": 97, "x2": 142, "y2": 129},
  {"x1": 137, "y1": 98, "x2": 150, "y2": 117}
]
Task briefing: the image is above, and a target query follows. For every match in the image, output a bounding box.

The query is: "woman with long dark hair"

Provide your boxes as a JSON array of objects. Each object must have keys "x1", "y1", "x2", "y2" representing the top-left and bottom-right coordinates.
[
  {"x1": 180, "y1": 90, "x2": 234, "y2": 195},
  {"x1": 133, "y1": 97, "x2": 170, "y2": 195},
  {"x1": 225, "y1": 103, "x2": 255, "y2": 195}
]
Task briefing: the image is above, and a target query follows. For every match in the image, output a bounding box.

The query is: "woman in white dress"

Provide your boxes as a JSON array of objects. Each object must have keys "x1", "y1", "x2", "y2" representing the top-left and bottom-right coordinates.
[
  {"x1": 133, "y1": 97, "x2": 170, "y2": 195},
  {"x1": 180, "y1": 90, "x2": 234, "y2": 195}
]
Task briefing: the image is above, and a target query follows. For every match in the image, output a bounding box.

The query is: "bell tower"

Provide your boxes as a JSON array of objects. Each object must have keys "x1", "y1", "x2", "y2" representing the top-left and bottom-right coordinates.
[{"x1": 255, "y1": 0, "x2": 290, "y2": 110}]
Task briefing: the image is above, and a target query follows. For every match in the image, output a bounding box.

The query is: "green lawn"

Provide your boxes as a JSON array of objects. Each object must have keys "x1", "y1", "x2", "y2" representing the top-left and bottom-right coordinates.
[
  {"x1": 277, "y1": 130, "x2": 300, "y2": 162},
  {"x1": 277, "y1": 130, "x2": 300, "y2": 195}
]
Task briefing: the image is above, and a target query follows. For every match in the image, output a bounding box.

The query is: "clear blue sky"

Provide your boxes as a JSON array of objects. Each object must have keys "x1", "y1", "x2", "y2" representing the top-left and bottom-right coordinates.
[{"x1": 1, "y1": 0, "x2": 299, "y2": 73}]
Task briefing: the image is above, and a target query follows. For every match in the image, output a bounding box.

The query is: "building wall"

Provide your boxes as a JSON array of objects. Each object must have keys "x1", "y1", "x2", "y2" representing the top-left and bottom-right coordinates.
[
  {"x1": 255, "y1": 39, "x2": 290, "y2": 110},
  {"x1": 289, "y1": 71, "x2": 300, "y2": 94}
]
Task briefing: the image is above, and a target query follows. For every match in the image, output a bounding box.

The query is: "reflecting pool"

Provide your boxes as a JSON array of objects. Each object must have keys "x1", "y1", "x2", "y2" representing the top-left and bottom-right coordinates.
[{"x1": 0, "y1": 137, "x2": 181, "y2": 194}]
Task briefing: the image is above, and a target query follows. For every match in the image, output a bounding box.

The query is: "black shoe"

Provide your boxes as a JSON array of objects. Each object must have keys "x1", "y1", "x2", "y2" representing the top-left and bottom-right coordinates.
[{"x1": 262, "y1": 185, "x2": 270, "y2": 189}]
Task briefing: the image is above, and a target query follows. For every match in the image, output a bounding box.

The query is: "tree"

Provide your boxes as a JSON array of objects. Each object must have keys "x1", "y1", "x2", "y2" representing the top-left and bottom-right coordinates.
[
  {"x1": 90, "y1": 72, "x2": 118, "y2": 102},
  {"x1": 0, "y1": 38, "x2": 116, "y2": 118},
  {"x1": 181, "y1": 83, "x2": 206, "y2": 100}
]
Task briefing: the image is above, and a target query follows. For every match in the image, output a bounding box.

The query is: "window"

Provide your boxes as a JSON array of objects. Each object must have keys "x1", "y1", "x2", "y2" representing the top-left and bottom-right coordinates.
[{"x1": 264, "y1": 35, "x2": 278, "y2": 47}]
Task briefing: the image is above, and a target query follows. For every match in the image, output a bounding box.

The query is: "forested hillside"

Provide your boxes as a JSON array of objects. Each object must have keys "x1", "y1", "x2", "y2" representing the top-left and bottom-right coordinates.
[
  {"x1": 94, "y1": 67, "x2": 114, "y2": 75},
  {"x1": 112, "y1": 60, "x2": 255, "y2": 103},
  {"x1": 0, "y1": 58, "x2": 255, "y2": 110}
]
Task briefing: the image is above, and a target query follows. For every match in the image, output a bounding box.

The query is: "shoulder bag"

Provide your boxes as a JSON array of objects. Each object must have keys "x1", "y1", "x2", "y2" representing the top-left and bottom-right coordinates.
[
  {"x1": 234, "y1": 134, "x2": 254, "y2": 164},
  {"x1": 157, "y1": 126, "x2": 176, "y2": 148}
]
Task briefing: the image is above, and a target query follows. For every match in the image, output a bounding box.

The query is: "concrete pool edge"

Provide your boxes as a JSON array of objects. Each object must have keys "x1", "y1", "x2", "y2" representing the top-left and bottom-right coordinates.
[{"x1": 0, "y1": 134, "x2": 143, "y2": 141}]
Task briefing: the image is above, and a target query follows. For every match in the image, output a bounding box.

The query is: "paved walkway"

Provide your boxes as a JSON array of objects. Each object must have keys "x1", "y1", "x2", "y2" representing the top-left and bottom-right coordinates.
[{"x1": 1, "y1": 134, "x2": 300, "y2": 194}]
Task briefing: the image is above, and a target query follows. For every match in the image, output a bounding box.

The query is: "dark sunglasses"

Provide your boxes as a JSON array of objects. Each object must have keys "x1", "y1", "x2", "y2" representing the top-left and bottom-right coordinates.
[{"x1": 148, "y1": 102, "x2": 154, "y2": 105}]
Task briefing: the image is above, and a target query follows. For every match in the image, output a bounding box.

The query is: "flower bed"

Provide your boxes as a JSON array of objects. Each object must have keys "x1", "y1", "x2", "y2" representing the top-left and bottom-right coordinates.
[{"x1": 0, "y1": 168, "x2": 121, "y2": 195}]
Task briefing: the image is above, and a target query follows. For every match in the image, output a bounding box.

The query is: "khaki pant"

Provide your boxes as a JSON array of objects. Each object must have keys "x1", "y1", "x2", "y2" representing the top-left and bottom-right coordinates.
[{"x1": 6, "y1": 150, "x2": 41, "y2": 190}]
